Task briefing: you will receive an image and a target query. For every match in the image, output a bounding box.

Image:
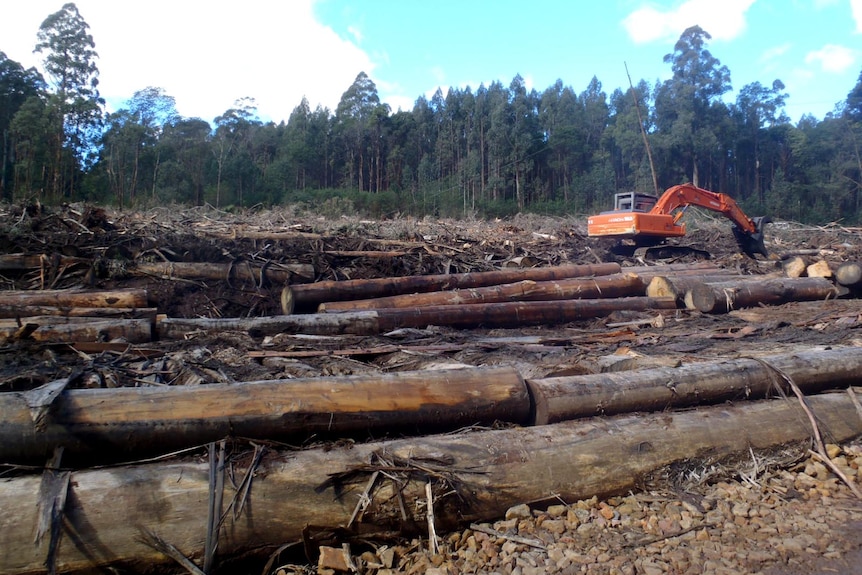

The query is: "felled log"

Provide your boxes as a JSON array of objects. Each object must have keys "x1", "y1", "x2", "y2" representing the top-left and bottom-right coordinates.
[
  {"x1": 2, "y1": 393, "x2": 860, "y2": 574},
  {"x1": 281, "y1": 262, "x2": 622, "y2": 313},
  {"x1": 0, "y1": 288, "x2": 147, "y2": 308},
  {"x1": 645, "y1": 275, "x2": 745, "y2": 302},
  {"x1": 782, "y1": 255, "x2": 808, "y2": 278},
  {"x1": 0, "y1": 366, "x2": 528, "y2": 464},
  {"x1": 0, "y1": 318, "x2": 152, "y2": 343},
  {"x1": 687, "y1": 276, "x2": 841, "y2": 313},
  {"x1": 133, "y1": 261, "x2": 314, "y2": 284},
  {"x1": 160, "y1": 297, "x2": 677, "y2": 338},
  {"x1": 0, "y1": 305, "x2": 157, "y2": 319},
  {"x1": 527, "y1": 347, "x2": 862, "y2": 424},
  {"x1": 318, "y1": 273, "x2": 648, "y2": 312},
  {"x1": 835, "y1": 262, "x2": 862, "y2": 288},
  {"x1": 0, "y1": 254, "x2": 89, "y2": 270}
]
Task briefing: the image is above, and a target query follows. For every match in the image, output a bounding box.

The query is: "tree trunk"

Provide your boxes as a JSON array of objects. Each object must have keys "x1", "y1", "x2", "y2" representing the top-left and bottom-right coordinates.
[
  {"x1": 687, "y1": 277, "x2": 841, "y2": 314},
  {"x1": 161, "y1": 297, "x2": 677, "y2": 338},
  {"x1": 282, "y1": 263, "x2": 622, "y2": 313},
  {"x1": 645, "y1": 274, "x2": 746, "y2": 302},
  {"x1": 2, "y1": 393, "x2": 859, "y2": 575},
  {"x1": 134, "y1": 261, "x2": 314, "y2": 284},
  {"x1": 318, "y1": 273, "x2": 647, "y2": 312},
  {"x1": 0, "y1": 366, "x2": 528, "y2": 465},
  {"x1": 0, "y1": 317, "x2": 153, "y2": 343},
  {"x1": 0, "y1": 288, "x2": 148, "y2": 309},
  {"x1": 527, "y1": 347, "x2": 862, "y2": 424},
  {"x1": 0, "y1": 305, "x2": 157, "y2": 319}
]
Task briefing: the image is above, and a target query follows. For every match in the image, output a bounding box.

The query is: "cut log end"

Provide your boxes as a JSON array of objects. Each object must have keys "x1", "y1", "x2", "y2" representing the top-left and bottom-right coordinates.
[
  {"x1": 281, "y1": 287, "x2": 295, "y2": 315},
  {"x1": 836, "y1": 262, "x2": 862, "y2": 288}
]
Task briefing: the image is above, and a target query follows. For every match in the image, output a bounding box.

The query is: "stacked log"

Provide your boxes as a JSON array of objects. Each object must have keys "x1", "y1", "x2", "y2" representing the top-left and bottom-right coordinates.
[{"x1": 2, "y1": 391, "x2": 860, "y2": 574}]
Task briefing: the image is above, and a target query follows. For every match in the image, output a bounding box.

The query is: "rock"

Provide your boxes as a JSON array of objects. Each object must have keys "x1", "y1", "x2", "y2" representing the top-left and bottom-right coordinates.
[{"x1": 506, "y1": 503, "x2": 532, "y2": 520}]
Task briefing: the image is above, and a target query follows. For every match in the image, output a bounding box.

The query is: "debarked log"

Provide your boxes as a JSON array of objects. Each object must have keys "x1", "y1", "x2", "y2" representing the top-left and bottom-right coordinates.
[
  {"x1": 0, "y1": 288, "x2": 148, "y2": 308},
  {"x1": 645, "y1": 274, "x2": 746, "y2": 302},
  {"x1": 687, "y1": 276, "x2": 842, "y2": 313},
  {"x1": 0, "y1": 366, "x2": 528, "y2": 464},
  {"x1": 526, "y1": 347, "x2": 862, "y2": 424},
  {"x1": 2, "y1": 393, "x2": 860, "y2": 575},
  {"x1": 281, "y1": 262, "x2": 622, "y2": 313},
  {"x1": 133, "y1": 260, "x2": 314, "y2": 284},
  {"x1": 0, "y1": 317, "x2": 153, "y2": 343},
  {"x1": 318, "y1": 273, "x2": 648, "y2": 312}
]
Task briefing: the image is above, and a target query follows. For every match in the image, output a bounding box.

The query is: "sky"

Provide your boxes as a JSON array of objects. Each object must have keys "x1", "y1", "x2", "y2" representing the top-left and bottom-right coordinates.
[{"x1": 1, "y1": 0, "x2": 861, "y2": 126}]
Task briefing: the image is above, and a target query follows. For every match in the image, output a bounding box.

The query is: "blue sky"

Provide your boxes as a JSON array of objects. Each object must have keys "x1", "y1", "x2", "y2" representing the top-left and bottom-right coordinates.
[{"x1": 2, "y1": 0, "x2": 860, "y2": 124}]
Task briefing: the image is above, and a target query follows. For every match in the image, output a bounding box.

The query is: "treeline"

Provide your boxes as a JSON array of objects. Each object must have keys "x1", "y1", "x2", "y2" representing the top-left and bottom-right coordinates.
[{"x1": 1, "y1": 4, "x2": 862, "y2": 223}]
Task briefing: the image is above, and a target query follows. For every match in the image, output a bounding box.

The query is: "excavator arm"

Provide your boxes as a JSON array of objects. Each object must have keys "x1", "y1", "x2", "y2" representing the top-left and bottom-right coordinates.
[{"x1": 651, "y1": 183, "x2": 758, "y2": 234}]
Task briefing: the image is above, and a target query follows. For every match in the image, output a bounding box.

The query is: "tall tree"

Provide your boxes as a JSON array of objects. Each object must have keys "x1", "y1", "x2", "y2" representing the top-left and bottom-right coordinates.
[
  {"x1": 0, "y1": 52, "x2": 45, "y2": 200},
  {"x1": 34, "y1": 2, "x2": 104, "y2": 198},
  {"x1": 654, "y1": 26, "x2": 731, "y2": 189}
]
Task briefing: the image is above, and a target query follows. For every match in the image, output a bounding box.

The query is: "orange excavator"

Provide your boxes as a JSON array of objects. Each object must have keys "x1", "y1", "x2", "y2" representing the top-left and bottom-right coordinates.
[{"x1": 587, "y1": 183, "x2": 770, "y2": 257}]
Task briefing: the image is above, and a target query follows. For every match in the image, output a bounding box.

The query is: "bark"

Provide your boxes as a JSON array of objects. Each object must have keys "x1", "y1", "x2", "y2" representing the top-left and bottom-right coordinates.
[
  {"x1": 526, "y1": 347, "x2": 862, "y2": 424},
  {"x1": 133, "y1": 261, "x2": 314, "y2": 284},
  {"x1": 0, "y1": 254, "x2": 88, "y2": 270},
  {"x1": 835, "y1": 262, "x2": 862, "y2": 287},
  {"x1": 687, "y1": 276, "x2": 841, "y2": 314},
  {"x1": 1, "y1": 393, "x2": 859, "y2": 574},
  {"x1": 318, "y1": 273, "x2": 648, "y2": 312},
  {"x1": 282, "y1": 263, "x2": 622, "y2": 313},
  {"x1": 0, "y1": 318, "x2": 153, "y2": 344},
  {"x1": 160, "y1": 298, "x2": 677, "y2": 338},
  {"x1": 0, "y1": 366, "x2": 528, "y2": 465},
  {"x1": 0, "y1": 288, "x2": 148, "y2": 308},
  {"x1": 0, "y1": 305, "x2": 157, "y2": 319}
]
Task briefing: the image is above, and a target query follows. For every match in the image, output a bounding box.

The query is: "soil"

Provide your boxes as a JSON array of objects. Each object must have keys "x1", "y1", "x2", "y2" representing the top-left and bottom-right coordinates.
[{"x1": 1, "y1": 202, "x2": 861, "y2": 575}]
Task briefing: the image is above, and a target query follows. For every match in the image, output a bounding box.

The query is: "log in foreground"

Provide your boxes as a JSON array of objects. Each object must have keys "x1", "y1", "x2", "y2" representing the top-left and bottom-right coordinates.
[
  {"x1": 688, "y1": 276, "x2": 842, "y2": 313},
  {"x1": 318, "y1": 273, "x2": 648, "y2": 312},
  {"x1": 527, "y1": 346, "x2": 862, "y2": 424},
  {"x1": 282, "y1": 262, "x2": 622, "y2": 313},
  {"x1": 0, "y1": 366, "x2": 528, "y2": 464},
  {"x1": 2, "y1": 393, "x2": 860, "y2": 574}
]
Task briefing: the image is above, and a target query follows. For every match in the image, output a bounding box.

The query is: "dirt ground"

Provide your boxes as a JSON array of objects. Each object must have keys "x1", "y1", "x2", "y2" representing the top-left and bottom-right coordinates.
[{"x1": 1, "y1": 202, "x2": 861, "y2": 574}]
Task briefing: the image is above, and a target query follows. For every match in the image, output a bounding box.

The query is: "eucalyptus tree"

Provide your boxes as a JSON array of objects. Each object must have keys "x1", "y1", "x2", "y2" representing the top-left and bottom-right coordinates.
[
  {"x1": 653, "y1": 25, "x2": 731, "y2": 189},
  {"x1": 213, "y1": 97, "x2": 261, "y2": 207},
  {"x1": 334, "y1": 72, "x2": 388, "y2": 192},
  {"x1": 539, "y1": 80, "x2": 580, "y2": 202},
  {"x1": 733, "y1": 80, "x2": 789, "y2": 200},
  {"x1": 0, "y1": 52, "x2": 46, "y2": 200},
  {"x1": 157, "y1": 118, "x2": 211, "y2": 205},
  {"x1": 99, "y1": 87, "x2": 179, "y2": 206},
  {"x1": 34, "y1": 2, "x2": 104, "y2": 198}
]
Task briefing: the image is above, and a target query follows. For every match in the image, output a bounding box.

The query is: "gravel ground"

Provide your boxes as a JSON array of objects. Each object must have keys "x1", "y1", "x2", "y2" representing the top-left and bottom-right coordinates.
[{"x1": 294, "y1": 440, "x2": 862, "y2": 575}]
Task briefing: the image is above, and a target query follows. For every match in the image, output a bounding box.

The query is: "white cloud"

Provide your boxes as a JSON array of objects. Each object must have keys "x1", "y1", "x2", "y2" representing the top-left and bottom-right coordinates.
[
  {"x1": 852, "y1": 0, "x2": 862, "y2": 32},
  {"x1": 804, "y1": 44, "x2": 857, "y2": 72},
  {"x1": 623, "y1": 0, "x2": 756, "y2": 43},
  {"x1": 759, "y1": 42, "x2": 792, "y2": 64},
  {"x1": 3, "y1": 1, "x2": 376, "y2": 123}
]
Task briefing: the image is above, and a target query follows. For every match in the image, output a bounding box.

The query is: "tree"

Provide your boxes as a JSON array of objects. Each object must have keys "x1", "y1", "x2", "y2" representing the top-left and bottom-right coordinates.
[
  {"x1": 34, "y1": 2, "x2": 104, "y2": 198},
  {"x1": 654, "y1": 26, "x2": 731, "y2": 189},
  {"x1": 734, "y1": 80, "x2": 789, "y2": 200},
  {"x1": 0, "y1": 52, "x2": 46, "y2": 200},
  {"x1": 334, "y1": 72, "x2": 388, "y2": 192}
]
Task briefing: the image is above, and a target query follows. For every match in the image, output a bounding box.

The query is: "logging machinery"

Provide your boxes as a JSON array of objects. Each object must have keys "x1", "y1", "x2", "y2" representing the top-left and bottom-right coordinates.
[{"x1": 587, "y1": 183, "x2": 770, "y2": 258}]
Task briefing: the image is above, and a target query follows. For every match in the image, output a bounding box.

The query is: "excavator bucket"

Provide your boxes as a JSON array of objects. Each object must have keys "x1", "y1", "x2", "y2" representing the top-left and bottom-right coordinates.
[{"x1": 732, "y1": 216, "x2": 771, "y2": 257}]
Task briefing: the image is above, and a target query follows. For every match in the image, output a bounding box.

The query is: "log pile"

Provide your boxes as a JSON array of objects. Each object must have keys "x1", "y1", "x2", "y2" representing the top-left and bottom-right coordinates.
[{"x1": 2, "y1": 205, "x2": 862, "y2": 574}]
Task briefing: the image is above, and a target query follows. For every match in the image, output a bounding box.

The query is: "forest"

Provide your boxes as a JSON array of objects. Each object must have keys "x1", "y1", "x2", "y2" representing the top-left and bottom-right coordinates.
[{"x1": 1, "y1": 3, "x2": 862, "y2": 223}]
